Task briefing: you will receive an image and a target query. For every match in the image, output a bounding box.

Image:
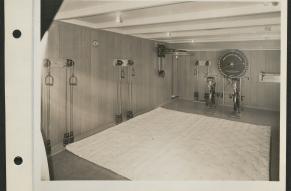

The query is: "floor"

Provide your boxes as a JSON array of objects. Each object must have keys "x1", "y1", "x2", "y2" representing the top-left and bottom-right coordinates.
[
  {"x1": 48, "y1": 151, "x2": 128, "y2": 180},
  {"x1": 49, "y1": 99, "x2": 280, "y2": 181}
]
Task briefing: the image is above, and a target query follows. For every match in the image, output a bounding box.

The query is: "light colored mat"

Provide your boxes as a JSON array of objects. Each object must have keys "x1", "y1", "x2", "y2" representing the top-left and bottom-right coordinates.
[{"x1": 66, "y1": 108, "x2": 271, "y2": 180}]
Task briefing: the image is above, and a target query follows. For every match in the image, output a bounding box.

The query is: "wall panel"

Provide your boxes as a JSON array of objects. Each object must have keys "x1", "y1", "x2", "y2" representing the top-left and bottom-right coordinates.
[
  {"x1": 176, "y1": 50, "x2": 280, "y2": 111},
  {"x1": 42, "y1": 22, "x2": 172, "y2": 153}
]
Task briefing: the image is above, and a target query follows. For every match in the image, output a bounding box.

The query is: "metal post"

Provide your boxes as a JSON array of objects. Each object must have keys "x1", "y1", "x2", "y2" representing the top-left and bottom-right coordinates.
[{"x1": 222, "y1": 77, "x2": 225, "y2": 105}]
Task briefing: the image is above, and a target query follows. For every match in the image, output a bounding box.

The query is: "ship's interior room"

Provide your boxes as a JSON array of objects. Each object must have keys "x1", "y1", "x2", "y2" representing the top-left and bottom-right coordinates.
[{"x1": 41, "y1": 1, "x2": 281, "y2": 181}]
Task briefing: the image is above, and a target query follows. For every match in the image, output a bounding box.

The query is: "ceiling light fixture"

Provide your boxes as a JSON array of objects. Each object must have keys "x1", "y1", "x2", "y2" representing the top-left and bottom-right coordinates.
[
  {"x1": 272, "y1": 2, "x2": 279, "y2": 6},
  {"x1": 166, "y1": 32, "x2": 171, "y2": 37},
  {"x1": 115, "y1": 13, "x2": 123, "y2": 23},
  {"x1": 263, "y1": 2, "x2": 278, "y2": 6}
]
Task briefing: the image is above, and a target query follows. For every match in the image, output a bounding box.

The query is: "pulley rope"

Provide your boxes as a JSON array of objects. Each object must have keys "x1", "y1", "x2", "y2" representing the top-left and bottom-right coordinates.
[
  {"x1": 46, "y1": 65, "x2": 51, "y2": 140},
  {"x1": 120, "y1": 68, "x2": 124, "y2": 115},
  {"x1": 65, "y1": 66, "x2": 68, "y2": 135},
  {"x1": 129, "y1": 66, "x2": 135, "y2": 112},
  {"x1": 43, "y1": 59, "x2": 53, "y2": 153},
  {"x1": 117, "y1": 67, "x2": 121, "y2": 114},
  {"x1": 69, "y1": 65, "x2": 75, "y2": 140}
]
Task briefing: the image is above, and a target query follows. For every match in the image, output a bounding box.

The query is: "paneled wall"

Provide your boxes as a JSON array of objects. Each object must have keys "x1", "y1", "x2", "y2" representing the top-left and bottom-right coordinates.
[
  {"x1": 41, "y1": 22, "x2": 172, "y2": 152},
  {"x1": 175, "y1": 50, "x2": 280, "y2": 111},
  {"x1": 42, "y1": 21, "x2": 280, "y2": 154}
]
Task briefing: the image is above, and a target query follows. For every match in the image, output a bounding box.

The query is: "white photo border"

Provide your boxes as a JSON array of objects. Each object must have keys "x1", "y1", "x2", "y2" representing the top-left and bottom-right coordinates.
[{"x1": 5, "y1": 0, "x2": 287, "y2": 191}]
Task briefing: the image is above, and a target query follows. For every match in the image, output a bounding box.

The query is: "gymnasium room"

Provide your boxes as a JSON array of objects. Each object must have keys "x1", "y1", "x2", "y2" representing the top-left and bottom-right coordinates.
[{"x1": 40, "y1": 1, "x2": 281, "y2": 181}]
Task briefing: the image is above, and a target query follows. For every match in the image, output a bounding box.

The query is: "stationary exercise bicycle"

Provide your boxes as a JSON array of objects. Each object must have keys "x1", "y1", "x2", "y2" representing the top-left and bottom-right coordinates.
[
  {"x1": 205, "y1": 76, "x2": 216, "y2": 108},
  {"x1": 231, "y1": 78, "x2": 241, "y2": 114},
  {"x1": 218, "y1": 50, "x2": 248, "y2": 117}
]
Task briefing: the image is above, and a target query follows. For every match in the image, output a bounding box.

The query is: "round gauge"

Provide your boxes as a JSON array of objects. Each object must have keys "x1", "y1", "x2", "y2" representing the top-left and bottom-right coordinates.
[{"x1": 218, "y1": 50, "x2": 248, "y2": 78}]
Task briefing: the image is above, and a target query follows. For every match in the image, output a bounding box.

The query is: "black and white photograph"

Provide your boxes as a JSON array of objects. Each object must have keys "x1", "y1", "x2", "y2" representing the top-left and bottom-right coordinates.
[
  {"x1": 37, "y1": 0, "x2": 284, "y2": 182},
  {"x1": 2, "y1": 0, "x2": 289, "y2": 190}
]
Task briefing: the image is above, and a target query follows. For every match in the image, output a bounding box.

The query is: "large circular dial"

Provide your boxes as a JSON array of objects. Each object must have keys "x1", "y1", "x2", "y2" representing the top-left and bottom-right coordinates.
[{"x1": 218, "y1": 50, "x2": 248, "y2": 78}]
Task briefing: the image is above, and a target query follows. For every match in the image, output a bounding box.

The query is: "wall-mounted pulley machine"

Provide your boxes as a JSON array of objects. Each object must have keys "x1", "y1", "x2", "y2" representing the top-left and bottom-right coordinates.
[
  {"x1": 42, "y1": 58, "x2": 78, "y2": 150},
  {"x1": 63, "y1": 59, "x2": 78, "y2": 146},
  {"x1": 157, "y1": 44, "x2": 189, "y2": 78},
  {"x1": 113, "y1": 59, "x2": 135, "y2": 124},
  {"x1": 43, "y1": 58, "x2": 54, "y2": 154}
]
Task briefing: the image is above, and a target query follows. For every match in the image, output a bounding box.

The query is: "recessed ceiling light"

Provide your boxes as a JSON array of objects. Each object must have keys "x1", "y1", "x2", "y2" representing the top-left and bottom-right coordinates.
[
  {"x1": 272, "y1": 2, "x2": 279, "y2": 6},
  {"x1": 263, "y1": 2, "x2": 278, "y2": 6},
  {"x1": 191, "y1": 40, "x2": 194, "y2": 43},
  {"x1": 166, "y1": 32, "x2": 171, "y2": 37},
  {"x1": 115, "y1": 13, "x2": 122, "y2": 23}
]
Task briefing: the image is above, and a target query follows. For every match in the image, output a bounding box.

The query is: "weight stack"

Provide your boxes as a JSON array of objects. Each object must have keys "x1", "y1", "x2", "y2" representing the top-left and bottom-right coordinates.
[
  {"x1": 63, "y1": 132, "x2": 70, "y2": 146},
  {"x1": 126, "y1": 111, "x2": 134, "y2": 120}
]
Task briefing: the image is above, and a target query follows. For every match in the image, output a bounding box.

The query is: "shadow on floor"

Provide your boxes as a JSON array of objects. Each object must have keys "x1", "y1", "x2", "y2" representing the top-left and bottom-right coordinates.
[{"x1": 49, "y1": 150, "x2": 128, "y2": 180}]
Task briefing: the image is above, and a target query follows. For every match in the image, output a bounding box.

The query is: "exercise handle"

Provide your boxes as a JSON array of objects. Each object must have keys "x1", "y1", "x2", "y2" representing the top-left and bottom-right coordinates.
[
  {"x1": 69, "y1": 75, "x2": 78, "y2": 86},
  {"x1": 45, "y1": 74, "x2": 54, "y2": 86}
]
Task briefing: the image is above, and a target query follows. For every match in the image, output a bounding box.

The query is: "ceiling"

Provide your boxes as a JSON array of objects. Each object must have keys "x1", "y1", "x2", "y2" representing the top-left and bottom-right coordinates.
[{"x1": 55, "y1": 1, "x2": 281, "y2": 47}]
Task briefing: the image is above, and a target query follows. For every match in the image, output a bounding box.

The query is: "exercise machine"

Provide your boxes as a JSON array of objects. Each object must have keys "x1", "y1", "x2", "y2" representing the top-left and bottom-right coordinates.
[
  {"x1": 114, "y1": 59, "x2": 124, "y2": 124},
  {"x1": 114, "y1": 59, "x2": 126, "y2": 124},
  {"x1": 205, "y1": 76, "x2": 216, "y2": 108},
  {"x1": 126, "y1": 60, "x2": 135, "y2": 120},
  {"x1": 63, "y1": 59, "x2": 77, "y2": 146},
  {"x1": 43, "y1": 59, "x2": 54, "y2": 154},
  {"x1": 113, "y1": 59, "x2": 135, "y2": 123},
  {"x1": 157, "y1": 44, "x2": 166, "y2": 77},
  {"x1": 231, "y1": 78, "x2": 241, "y2": 114},
  {"x1": 157, "y1": 44, "x2": 189, "y2": 78},
  {"x1": 218, "y1": 50, "x2": 248, "y2": 116},
  {"x1": 41, "y1": 58, "x2": 78, "y2": 147}
]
